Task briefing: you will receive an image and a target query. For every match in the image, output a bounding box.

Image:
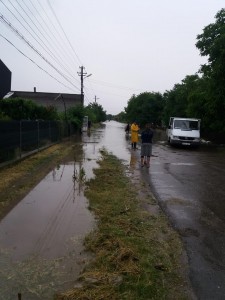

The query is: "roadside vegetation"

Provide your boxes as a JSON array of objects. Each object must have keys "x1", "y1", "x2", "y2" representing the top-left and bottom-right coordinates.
[
  {"x1": 56, "y1": 150, "x2": 192, "y2": 300},
  {"x1": 0, "y1": 98, "x2": 107, "y2": 128}
]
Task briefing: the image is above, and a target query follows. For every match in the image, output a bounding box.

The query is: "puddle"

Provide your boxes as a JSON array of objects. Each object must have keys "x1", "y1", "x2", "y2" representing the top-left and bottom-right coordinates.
[
  {"x1": 0, "y1": 122, "x2": 135, "y2": 299},
  {"x1": 0, "y1": 140, "x2": 102, "y2": 299}
]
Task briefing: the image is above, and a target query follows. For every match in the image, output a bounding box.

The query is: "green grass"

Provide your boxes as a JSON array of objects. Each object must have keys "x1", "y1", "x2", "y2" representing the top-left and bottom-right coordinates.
[{"x1": 56, "y1": 150, "x2": 190, "y2": 300}]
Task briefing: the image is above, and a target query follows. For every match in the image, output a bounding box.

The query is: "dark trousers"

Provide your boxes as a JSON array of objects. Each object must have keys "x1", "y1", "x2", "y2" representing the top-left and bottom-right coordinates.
[{"x1": 132, "y1": 142, "x2": 137, "y2": 149}]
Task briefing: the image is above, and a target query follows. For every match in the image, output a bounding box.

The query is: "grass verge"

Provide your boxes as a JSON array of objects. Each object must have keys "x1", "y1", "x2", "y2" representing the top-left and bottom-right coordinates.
[{"x1": 56, "y1": 149, "x2": 191, "y2": 300}]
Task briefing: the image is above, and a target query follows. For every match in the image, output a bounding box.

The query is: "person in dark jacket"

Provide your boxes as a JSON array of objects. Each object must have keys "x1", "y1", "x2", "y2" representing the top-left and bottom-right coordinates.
[
  {"x1": 140, "y1": 123, "x2": 154, "y2": 167},
  {"x1": 125, "y1": 123, "x2": 130, "y2": 134}
]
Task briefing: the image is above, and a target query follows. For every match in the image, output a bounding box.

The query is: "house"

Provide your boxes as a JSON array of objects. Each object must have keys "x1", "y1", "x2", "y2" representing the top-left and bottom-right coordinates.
[
  {"x1": 0, "y1": 60, "x2": 11, "y2": 99},
  {"x1": 3, "y1": 88, "x2": 83, "y2": 113}
]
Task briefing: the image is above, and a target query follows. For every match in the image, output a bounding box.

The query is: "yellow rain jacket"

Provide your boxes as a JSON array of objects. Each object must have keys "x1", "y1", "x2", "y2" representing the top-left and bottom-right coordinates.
[{"x1": 131, "y1": 123, "x2": 139, "y2": 143}]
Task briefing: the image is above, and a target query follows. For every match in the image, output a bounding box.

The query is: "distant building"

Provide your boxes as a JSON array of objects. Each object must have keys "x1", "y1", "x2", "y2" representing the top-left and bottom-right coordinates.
[
  {"x1": 3, "y1": 88, "x2": 82, "y2": 113},
  {"x1": 0, "y1": 60, "x2": 12, "y2": 99}
]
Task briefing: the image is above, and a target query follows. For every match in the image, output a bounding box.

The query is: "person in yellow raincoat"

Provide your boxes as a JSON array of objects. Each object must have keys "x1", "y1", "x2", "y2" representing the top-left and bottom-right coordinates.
[{"x1": 131, "y1": 121, "x2": 139, "y2": 149}]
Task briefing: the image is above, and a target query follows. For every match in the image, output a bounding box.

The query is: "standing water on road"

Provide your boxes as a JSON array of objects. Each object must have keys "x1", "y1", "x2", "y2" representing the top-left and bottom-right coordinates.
[
  {"x1": 0, "y1": 121, "x2": 133, "y2": 300},
  {"x1": 0, "y1": 150, "x2": 95, "y2": 299}
]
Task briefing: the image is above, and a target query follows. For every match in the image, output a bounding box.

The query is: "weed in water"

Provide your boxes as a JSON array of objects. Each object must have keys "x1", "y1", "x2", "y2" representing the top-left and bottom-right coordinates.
[{"x1": 56, "y1": 151, "x2": 191, "y2": 300}]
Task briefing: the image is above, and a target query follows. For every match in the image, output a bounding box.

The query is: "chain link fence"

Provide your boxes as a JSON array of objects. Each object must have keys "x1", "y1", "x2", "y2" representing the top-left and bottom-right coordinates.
[{"x1": 0, "y1": 120, "x2": 78, "y2": 165}]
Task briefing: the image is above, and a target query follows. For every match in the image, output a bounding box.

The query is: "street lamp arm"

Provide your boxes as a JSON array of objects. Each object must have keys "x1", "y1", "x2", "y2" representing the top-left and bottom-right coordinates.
[{"x1": 84, "y1": 73, "x2": 92, "y2": 79}]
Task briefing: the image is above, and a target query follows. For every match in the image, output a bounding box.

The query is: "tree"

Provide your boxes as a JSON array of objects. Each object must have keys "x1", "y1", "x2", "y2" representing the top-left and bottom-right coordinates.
[
  {"x1": 196, "y1": 8, "x2": 225, "y2": 132},
  {"x1": 66, "y1": 105, "x2": 84, "y2": 128},
  {"x1": 162, "y1": 75, "x2": 204, "y2": 125},
  {"x1": 125, "y1": 92, "x2": 163, "y2": 127},
  {"x1": 84, "y1": 102, "x2": 107, "y2": 123},
  {"x1": 0, "y1": 98, "x2": 58, "y2": 120},
  {"x1": 114, "y1": 111, "x2": 127, "y2": 122}
]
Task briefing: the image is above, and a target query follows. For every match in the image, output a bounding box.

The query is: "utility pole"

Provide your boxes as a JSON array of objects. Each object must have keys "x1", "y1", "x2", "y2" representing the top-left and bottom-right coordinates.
[
  {"x1": 94, "y1": 95, "x2": 99, "y2": 103},
  {"x1": 77, "y1": 66, "x2": 87, "y2": 104},
  {"x1": 78, "y1": 66, "x2": 92, "y2": 105}
]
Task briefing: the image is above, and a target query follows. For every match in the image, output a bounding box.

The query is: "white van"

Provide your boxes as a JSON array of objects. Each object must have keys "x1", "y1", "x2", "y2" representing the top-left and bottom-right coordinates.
[{"x1": 167, "y1": 117, "x2": 201, "y2": 146}]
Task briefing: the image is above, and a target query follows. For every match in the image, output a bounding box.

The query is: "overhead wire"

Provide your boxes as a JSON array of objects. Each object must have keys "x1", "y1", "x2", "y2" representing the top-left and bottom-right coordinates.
[
  {"x1": 35, "y1": 0, "x2": 82, "y2": 69},
  {"x1": 42, "y1": 0, "x2": 91, "y2": 100},
  {"x1": 15, "y1": 0, "x2": 79, "y2": 82},
  {"x1": 29, "y1": 0, "x2": 85, "y2": 87},
  {"x1": 0, "y1": 0, "x2": 98, "y2": 101},
  {"x1": 43, "y1": 0, "x2": 96, "y2": 101},
  {"x1": 46, "y1": 0, "x2": 83, "y2": 66},
  {"x1": 0, "y1": 14, "x2": 80, "y2": 91},
  {"x1": 83, "y1": 88, "x2": 92, "y2": 105},
  {"x1": 1, "y1": 0, "x2": 78, "y2": 83},
  {"x1": 27, "y1": 0, "x2": 81, "y2": 78},
  {"x1": 0, "y1": 33, "x2": 77, "y2": 92},
  {"x1": 90, "y1": 79, "x2": 143, "y2": 92}
]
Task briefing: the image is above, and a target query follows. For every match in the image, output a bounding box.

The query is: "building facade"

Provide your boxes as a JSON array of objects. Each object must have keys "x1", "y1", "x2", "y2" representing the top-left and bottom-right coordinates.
[
  {"x1": 3, "y1": 89, "x2": 82, "y2": 113},
  {"x1": 0, "y1": 60, "x2": 11, "y2": 99}
]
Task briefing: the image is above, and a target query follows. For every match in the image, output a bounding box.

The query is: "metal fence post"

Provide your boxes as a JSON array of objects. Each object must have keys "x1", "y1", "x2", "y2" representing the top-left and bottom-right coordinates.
[
  {"x1": 20, "y1": 120, "x2": 22, "y2": 159},
  {"x1": 49, "y1": 121, "x2": 51, "y2": 142},
  {"x1": 37, "y1": 120, "x2": 40, "y2": 151}
]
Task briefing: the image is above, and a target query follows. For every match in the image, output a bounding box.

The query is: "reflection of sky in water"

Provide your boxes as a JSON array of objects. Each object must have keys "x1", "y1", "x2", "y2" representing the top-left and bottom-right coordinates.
[
  {"x1": 83, "y1": 121, "x2": 131, "y2": 165},
  {"x1": 0, "y1": 161, "x2": 94, "y2": 261},
  {"x1": 100, "y1": 121, "x2": 131, "y2": 162},
  {"x1": 0, "y1": 121, "x2": 133, "y2": 299}
]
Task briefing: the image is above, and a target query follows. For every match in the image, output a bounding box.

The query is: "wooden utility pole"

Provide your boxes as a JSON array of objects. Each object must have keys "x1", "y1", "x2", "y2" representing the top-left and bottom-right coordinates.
[
  {"x1": 94, "y1": 95, "x2": 99, "y2": 103},
  {"x1": 77, "y1": 66, "x2": 87, "y2": 104}
]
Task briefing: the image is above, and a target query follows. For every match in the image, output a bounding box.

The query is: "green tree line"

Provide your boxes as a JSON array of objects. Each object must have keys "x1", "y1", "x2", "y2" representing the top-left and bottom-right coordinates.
[
  {"x1": 117, "y1": 8, "x2": 225, "y2": 140},
  {"x1": 0, "y1": 97, "x2": 107, "y2": 128}
]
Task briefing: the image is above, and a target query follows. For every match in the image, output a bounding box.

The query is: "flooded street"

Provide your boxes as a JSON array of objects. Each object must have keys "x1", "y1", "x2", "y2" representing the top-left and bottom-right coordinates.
[
  {"x1": 0, "y1": 146, "x2": 96, "y2": 299},
  {"x1": 0, "y1": 121, "x2": 225, "y2": 299},
  {"x1": 0, "y1": 121, "x2": 131, "y2": 300}
]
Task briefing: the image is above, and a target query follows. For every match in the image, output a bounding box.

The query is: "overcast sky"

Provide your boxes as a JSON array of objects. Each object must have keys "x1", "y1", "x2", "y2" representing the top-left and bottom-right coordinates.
[{"x1": 0, "y1": 0, "x2": 224, "y2": 115}]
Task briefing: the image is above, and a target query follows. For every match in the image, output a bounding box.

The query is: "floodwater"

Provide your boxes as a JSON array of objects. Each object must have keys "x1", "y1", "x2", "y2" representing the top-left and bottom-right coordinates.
[
  {"x1": 1, "y1": 121, "x2": 225, "y2": 300},
  {"x1": 0, "y1": 121, "x2": 131, "y2": 300}
]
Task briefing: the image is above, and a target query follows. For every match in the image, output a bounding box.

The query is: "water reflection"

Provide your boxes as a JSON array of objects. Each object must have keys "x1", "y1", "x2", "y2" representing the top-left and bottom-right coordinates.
[
  {"x1": 72, "y1": 161, "x2": 86, "y2": 199},
  {"x1": 0, "y1": 142, "x2": 97, "y2": 299},
  {"x1": 0, "y1": 121, "x2": 135, "y2": 299},
  {"x1": 130, "y1": 151, "x2": 138, "y2": 170},
  {"x1": 52, "y1": 164, "x2": 65, "y2": 181}
]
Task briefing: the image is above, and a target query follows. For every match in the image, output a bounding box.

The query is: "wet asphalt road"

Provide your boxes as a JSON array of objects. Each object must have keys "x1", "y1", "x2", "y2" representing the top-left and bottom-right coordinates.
[{"x1": 142, "y1": 130, "x2": 225, "y2": 300}]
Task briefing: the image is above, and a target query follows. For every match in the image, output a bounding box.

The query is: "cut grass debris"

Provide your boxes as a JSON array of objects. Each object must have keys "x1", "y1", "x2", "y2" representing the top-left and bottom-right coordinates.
[{"x1": 56, "y1": 149, "x2": 191, "y2": 300}]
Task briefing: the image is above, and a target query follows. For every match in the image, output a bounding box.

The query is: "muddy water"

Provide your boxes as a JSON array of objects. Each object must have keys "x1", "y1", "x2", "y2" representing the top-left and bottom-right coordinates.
[{"x1": 0, "y1": 121, "x2": 132, "y2": 300}]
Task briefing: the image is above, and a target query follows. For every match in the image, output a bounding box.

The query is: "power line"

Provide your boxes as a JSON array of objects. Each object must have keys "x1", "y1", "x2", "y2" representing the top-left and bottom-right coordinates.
[
  {"x1": 46, "y1": 0, "x2": 83, "y2": 66},
  {"x1": 0, "y1": 0, "x2": 98, "y2": 101},
  {"x1": 16, "y1": 0, "x2": 78, "y2": 81},
  {"x1": 0, "y1": 14, "x2": 80, "y2": 91},
  {"x1": 1, "y1": 0, "x2": 77, "y2": 82},
  {"x1": 90, "y1": 78, "x2": 143, "y2": 92},
  {"x1": 27, "y1": 0, "x2": 81, "y2": 76},
  {"x1": 0, "y1": 33, "x2": 77, "y2": 92},
  {"x1": 34, "y1": 0, "x2": 82, "y2": 69}
]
